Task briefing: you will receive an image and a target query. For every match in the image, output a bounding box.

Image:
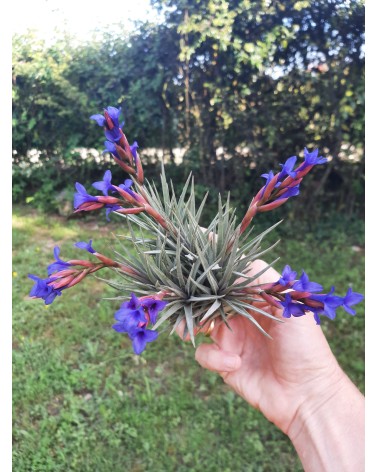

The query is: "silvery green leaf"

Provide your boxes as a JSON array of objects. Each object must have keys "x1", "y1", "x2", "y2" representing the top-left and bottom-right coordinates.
[
  {"x1": 174, "y1": 232, "x2": 186, "y2": 287},
  {"x1": 195, "y1": 192, "x2": 209, "y2": 221},
  {"x1": 95, "y1": 277, "x2": 133, "y2": 292},
  {"x1": 196, "y1": 258, "x2": 222, "y2": 285},
  {"x1": 144, "y1": 250, "x2": 176, "y2": 255},
  {"x1": 184, "y1": 304, "x2": 195, "y2": 346},
  {"x1": 241, "y1": 240, "x2": 281, "y2": 266},
  {"x1": 219, "y1": 304, "x2": 232, "y2": 330},
  {"x1": 178, "y1": 173, "x2": 193, "y2": 208},
  {"x1": 187, "y1": 275, "x2": 212, "y2": 295},
  {"x1": 187, "y1": 294, "x2": 225, "y2": 302},
  {"x1": 218, "y1": 230, "x2": 242, "y2": 288},
  {"x1": 230, "y1": 299, "x2": 283, "y2": 322},
  {"x1": 153, "y1": 302, "x2": 184, "y2": 329},
  {"x1": 200, "y1": 299, "x2": 221, "y2": 322},
  {"x1": 229, "y1": 258, "x2": 280, "y2": 290},
  {"x1": 224, "y1": 300, "x2": 272, "y2": 338},
  {"x1": 238, "y1": 220, "x2": 282, "y2": 255},
  {"x1": 232, "y1": 271, "x2": 253, "y2": 279}
]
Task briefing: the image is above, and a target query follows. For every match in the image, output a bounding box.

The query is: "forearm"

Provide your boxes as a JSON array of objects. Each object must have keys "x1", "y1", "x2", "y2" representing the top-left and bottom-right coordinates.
[{"x1": 288, "y1": 369, "x2": 365, "y2": 472}]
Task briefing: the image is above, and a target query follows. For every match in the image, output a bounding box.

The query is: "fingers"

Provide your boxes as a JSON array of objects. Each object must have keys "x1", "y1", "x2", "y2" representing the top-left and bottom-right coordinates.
[{"x1": 195, "y1": 343, "x2": 242, "y2": 373}]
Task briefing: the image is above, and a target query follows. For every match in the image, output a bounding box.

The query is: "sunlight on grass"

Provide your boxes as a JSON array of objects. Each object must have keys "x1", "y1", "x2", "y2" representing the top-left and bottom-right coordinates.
[
  {"x1": 12, "y1": 212, "x2": 46, "y2": 233},
  {"x1": 49, "y1": 223, "x2": 80, "y2": 240}
]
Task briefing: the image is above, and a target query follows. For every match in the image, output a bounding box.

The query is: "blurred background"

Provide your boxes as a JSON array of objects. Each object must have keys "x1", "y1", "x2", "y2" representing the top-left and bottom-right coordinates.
[{"x1": 12, "y1": 1, "x2": 365, "y2": 470}]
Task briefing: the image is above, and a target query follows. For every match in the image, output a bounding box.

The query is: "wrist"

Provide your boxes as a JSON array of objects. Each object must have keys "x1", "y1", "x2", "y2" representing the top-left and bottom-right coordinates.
[{"x1": 288, "y1": 366, "x2": 364, "y2": 472}]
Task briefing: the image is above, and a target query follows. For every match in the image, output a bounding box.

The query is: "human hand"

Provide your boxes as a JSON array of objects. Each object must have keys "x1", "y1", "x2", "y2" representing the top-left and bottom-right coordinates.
[{"x1": 178, "y1": 259, "x2": 348, "y2": 435}]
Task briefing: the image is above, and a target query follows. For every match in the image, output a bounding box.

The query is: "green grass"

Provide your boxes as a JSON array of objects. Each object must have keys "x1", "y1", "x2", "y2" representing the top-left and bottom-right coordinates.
[{"x1": 12, "y1": 205, "x2": 364, "y2": 471}]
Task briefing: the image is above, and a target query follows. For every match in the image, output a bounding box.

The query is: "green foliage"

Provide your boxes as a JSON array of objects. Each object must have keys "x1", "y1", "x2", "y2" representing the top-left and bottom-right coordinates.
[
  {"x1": 12, "y1": 0, "x2": 364, "y2": 218},
  {"x1": 151, "y1": 0, "x2": 364, "y2": 193},
  {"x1": 12, "y1": 33, "x2": 91, "y2": 160},
  {"x1": 12, "y1": 205, "x2": 364, "y2": 470}
]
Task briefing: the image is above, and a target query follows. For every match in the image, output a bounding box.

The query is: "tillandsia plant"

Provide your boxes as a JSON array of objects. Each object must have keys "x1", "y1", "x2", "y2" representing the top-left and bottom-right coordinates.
[{"x1": 28, "y1": 106, "x2": 364, "y2": 355}]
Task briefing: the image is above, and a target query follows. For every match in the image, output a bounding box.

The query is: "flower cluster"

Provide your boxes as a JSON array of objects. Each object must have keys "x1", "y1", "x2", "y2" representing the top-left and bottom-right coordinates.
[
  {"x1": 248, "y1": 265, "x2": 364, "y2": 325},
  {"x1": 73, "y1": 107, "x2": 167, "y2": 228},
  {"x1": 28, "y1": 240, "x2": 166, "y2": 354},
  {"x1": 240, "y1": 149, "x2": 328, "y2": 233},
  {"x1": 90, "y1": 106, "x2": 144, "y2": 183},
  {"x1": 28, "y1": 104, "x2": 364, "y2": 356},
  {"x1": 28, "y1": 241, "x2": 120, "y2": 304},
  {"x1": 112, "y1": 293, "x2": 167, "y2": 354}
]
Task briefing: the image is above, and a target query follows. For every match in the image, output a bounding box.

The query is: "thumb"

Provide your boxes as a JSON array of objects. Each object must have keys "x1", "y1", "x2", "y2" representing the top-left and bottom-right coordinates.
[{"x1": 195, "y1": 343, "x2": 241, "y2": 373}]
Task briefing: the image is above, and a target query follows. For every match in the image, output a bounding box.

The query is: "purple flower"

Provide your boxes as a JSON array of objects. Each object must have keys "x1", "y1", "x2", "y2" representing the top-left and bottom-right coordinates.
[
  {"x1": 278, "y1": 184, "x2": 300, "y2": 200},
  {"x1": 106, "y1": 106, "x2": 122, "y2": 122},
  {"x1": 105, "y1": 127, "x2": 122, "y2": 143},
  {"x1": 130, "y1": 141, "x2": 139, "y2": 160},
  {"x1": 280, "y1": 293, "x2": 307, "y2": 318},
  {"x1": 105, "y1": 205, "x2": 123, "y2": 221},
  {"x1": 292, "y1": 271, "x2": 323, "y2": 293},
  {"x1": 92, "y1": 170, "x2": 115, "y2": 196},
  {"x1": 103, "y1": 140, "x2": 120, "y2": 159},
  {"x1": 73, "y1": 183, "x2": 99, "y2": 209},
  {"x1": 128, "y1": 326, "x2": 159, "y2": 355},
  {"x1": 90, "y1": 114, "x2": 106, "y2": 127},
  {"x1": 298, "y1": 148, "x2": 328, "y2": 170},
  {"x1": 310, "y1": 308, "x2": 323, "y2": 325},
  {"x1": 141, "y1": 298, "x2": 168, "y2": 324},
  {"x1": 112, "y1": 323, "x2": 128, "y2": 333},
  {"x1": 261, "y1": 171, "x2": 278, "y2": 186},
  {"x1": 278, "y1": 156, "x2": 297, "y2": 179},
  {"x1": 74, "y1": 240, "x2": 96, "y2": 254},
  {"x1": 90, "y1": 106, "x2": 122, "y2": 128},
  {"x1": 341, "y1": 288, "x2": 364, "y2": 316},
  {"x1": 119, "y1": 179, "x2": 134, "y2": 192},
  {"x1": 277, "y1": 265, "x2": 297, "y2": 286},
  {"x1": 91, "y1": 107, "x2": 123, "y2": 142},
  {"x1": 29, "y1": 274, "x2": 51, "y2": 297},
  {"x1": 118, "y1": 179, "x2": 139, "y2": 200},
  {"x1": 260, "y1": 170, "x2": 281, "y2": 197},
  {"x1": 28, "y1": 274, "x2": 62, "y2": 305},
  {"x1": 310, "y1": 287, "x2": 344, "y2": 320},
  {"x1": 47, "y1": 247, "x2": 73, "y2": 275},
  {"x1": 112, "y1": 294, "x2": 162, "y2": 354},
  {"x1": 113, "y1": 293, "x2": 147, "y2": 333}
]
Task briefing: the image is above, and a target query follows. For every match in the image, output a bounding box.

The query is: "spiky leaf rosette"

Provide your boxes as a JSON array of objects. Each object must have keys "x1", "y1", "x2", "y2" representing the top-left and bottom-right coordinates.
[{"x1": 105, "y1": 166, "x2": 283, "y2": 345}]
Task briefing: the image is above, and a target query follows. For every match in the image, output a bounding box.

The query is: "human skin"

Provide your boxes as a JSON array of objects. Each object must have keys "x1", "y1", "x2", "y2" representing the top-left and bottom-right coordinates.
[{"x1": 178, "y1": 259, "x2": 365, "y2": 471}]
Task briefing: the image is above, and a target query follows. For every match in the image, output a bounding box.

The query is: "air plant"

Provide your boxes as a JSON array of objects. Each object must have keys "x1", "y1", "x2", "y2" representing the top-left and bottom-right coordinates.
[{"x1": 28, "y1": 106, "x2": 364, "y2": 355}]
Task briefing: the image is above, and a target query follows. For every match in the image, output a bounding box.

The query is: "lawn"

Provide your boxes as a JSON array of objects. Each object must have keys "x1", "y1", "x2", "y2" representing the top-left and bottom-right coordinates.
[{"x1": 12, "y1": 205, "x2": 365, "y2": 471}]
